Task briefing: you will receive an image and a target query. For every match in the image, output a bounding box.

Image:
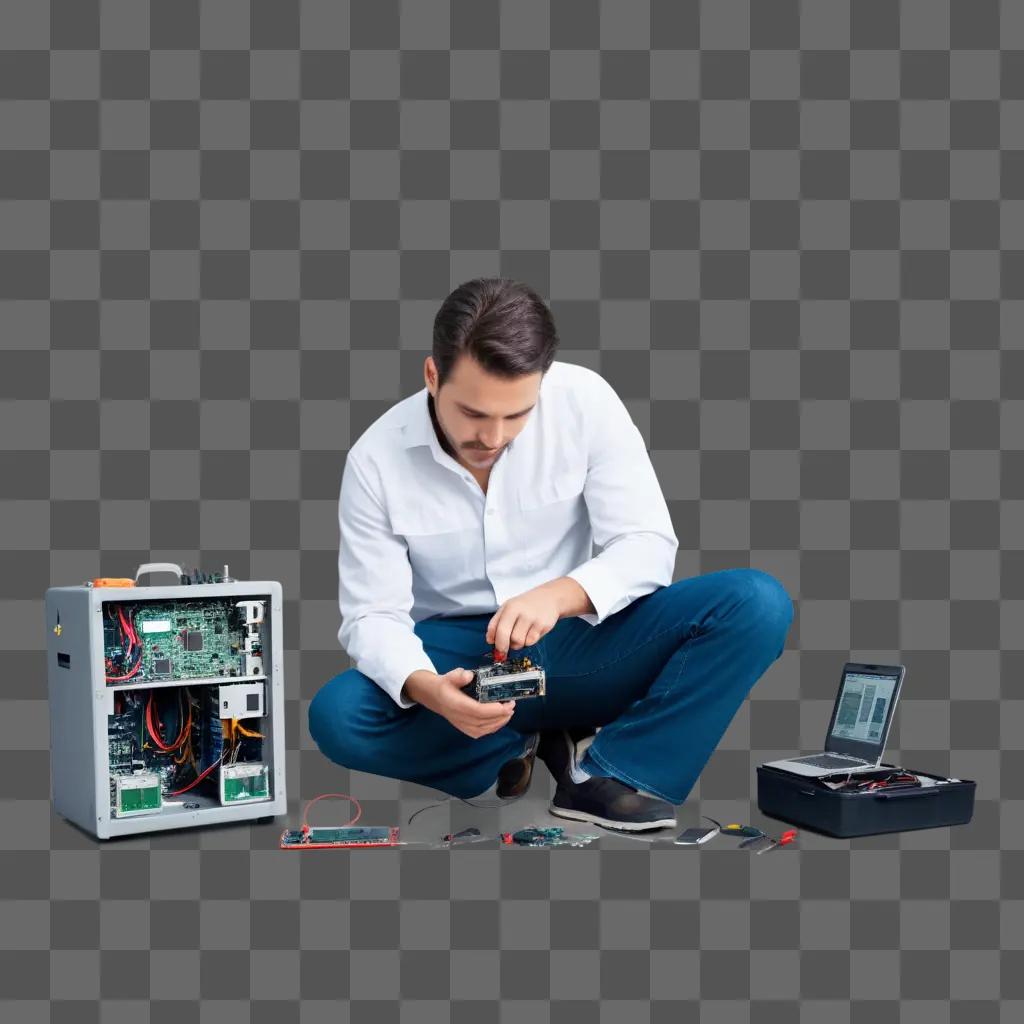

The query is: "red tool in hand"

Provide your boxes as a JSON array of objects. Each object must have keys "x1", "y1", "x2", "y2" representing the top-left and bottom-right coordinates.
[{"x1": 492, "y1": 648, "x2": 507, "y2": 663}]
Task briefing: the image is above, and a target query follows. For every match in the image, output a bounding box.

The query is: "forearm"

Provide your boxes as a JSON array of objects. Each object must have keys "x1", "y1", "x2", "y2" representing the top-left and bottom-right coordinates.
[
  {"x1": 402, "y1": 669, "x2": 439, "y2": 708},
  {"x1": 339, "y1": 611, "x2": 437, "y2": 709},
  {"x1": 542, "y1": 575, "x2": 597, "y2": 618},
  {"x1": 564, "y1": 533, "x2": 677, "y2": 623}
]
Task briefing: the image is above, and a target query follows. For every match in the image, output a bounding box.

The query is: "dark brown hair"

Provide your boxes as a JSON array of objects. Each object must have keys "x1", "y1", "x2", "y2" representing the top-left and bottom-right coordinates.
[{"x1": 432, "y1": 278, "x2": 559, "y2": 388}]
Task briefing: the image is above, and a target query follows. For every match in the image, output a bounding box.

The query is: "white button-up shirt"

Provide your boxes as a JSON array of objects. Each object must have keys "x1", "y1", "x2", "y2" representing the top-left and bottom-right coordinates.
[{"x1": 337, "y1": 359, "x2": 679, "y2": 707}]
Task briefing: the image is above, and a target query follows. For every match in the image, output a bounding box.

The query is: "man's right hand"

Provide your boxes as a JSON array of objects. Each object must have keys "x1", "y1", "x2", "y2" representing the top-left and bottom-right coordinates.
[{"x1": 403, "y1": 668, "x2": 515, "y2": 739}]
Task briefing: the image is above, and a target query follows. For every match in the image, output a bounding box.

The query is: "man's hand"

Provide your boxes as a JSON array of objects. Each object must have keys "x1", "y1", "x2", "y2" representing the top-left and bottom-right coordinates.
[
  {"x1": 486, "y1": 583, "x2": 564, "y2": 656},
  {"x1": 405, "y1": 667, "x2": 515, "y2": 739}
]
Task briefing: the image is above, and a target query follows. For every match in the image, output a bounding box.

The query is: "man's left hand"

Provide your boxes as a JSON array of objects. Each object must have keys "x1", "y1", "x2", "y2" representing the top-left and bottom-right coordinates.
[{"x1": 486, "y1": 584, "x2": 562, "y2": 655}]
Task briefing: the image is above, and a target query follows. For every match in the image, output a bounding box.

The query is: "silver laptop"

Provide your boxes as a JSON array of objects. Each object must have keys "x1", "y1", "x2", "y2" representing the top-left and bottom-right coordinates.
[{"x1": 763, "y1": 662, "x2": 905, "y2": 778}]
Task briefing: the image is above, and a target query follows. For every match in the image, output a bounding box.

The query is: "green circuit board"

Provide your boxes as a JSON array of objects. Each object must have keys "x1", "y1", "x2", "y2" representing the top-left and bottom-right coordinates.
[
  {"x1": 103, "y1": 598, "x2": 261, "y2": 685},
  {"x1": 280, "y1": 827, "x2": 400, "y2": 848}
]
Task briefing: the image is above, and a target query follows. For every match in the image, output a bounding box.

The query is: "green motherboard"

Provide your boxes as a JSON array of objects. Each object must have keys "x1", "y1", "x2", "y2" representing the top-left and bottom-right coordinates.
[{"x1": 103, "y1": 598, "x2": 262, "y2": 684}]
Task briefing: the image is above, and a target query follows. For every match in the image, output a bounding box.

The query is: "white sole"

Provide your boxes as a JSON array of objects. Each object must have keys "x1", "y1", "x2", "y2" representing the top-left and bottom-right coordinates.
[{"x1": 548, "y1": 802, "x2": 677, "y2": 833}]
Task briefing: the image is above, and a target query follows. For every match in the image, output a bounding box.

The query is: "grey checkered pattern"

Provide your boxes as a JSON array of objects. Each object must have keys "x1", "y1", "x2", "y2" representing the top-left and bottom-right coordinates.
[{"x1": 1, "y1": 0, "x2": 1019, "y2": 1018}]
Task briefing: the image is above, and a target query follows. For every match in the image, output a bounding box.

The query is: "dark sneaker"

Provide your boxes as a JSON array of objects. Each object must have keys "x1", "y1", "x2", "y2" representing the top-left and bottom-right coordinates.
[
  {"x1": 549, "y1": 774, "x2": 678, "y2": 832},
  {"x1": 495, "y1": 732, "x2": 540, "y2": 799},
  {"x1": 537, "y1": 727, "x2": 593, "y2": 787}
]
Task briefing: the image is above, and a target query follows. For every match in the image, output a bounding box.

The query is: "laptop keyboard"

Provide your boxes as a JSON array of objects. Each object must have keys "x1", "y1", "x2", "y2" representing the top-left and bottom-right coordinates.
[{"x1": 790, "y1": 753, "x2": 869, "y2": 769}]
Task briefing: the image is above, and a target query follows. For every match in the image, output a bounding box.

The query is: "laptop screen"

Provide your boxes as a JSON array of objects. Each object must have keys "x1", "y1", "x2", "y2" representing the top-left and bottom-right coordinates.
[
  {"x1": 830, "y1": 672, "x2": 899, "y2": 744},
  {"x1": 823, "y1": 665, "x2": 904, "y2": 760}
]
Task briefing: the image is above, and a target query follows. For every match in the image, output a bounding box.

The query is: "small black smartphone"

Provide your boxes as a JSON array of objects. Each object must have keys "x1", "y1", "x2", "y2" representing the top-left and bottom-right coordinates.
[{"x1": 673, "y1": 825, "x2": 719, "y2": 846}]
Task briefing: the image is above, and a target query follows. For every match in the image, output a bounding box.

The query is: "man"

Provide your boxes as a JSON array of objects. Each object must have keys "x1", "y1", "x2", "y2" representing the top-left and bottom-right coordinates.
[{"x1": 309, "y1": 278, "x2": 794, "y2": 831}]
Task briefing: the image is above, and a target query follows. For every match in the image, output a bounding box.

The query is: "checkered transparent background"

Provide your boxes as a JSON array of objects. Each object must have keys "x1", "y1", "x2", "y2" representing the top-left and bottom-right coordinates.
[{"x1": 1, "y1": 0, "x2": 1022, "y2": 1020}]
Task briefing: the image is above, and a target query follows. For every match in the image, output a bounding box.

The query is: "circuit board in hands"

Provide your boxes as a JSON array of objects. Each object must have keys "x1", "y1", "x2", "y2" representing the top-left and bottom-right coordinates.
[{"x1": 468, "y1": 654, "x2": 546, "y2": 703}]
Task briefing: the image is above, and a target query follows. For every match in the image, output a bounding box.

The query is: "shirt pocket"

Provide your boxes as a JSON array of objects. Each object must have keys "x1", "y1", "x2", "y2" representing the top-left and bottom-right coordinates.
[
  {"x1": 510, "y1": 466, "x2": 589, "y2": 572},
  {"x1": 389, "y1": 504, "x2": 476, "y2": 579},
  {"x1": 514, "y1": 465, "x2": 587, "y2": 513}
]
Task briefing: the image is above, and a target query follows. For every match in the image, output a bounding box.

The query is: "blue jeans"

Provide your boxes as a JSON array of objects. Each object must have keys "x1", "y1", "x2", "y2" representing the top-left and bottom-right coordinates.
[{"x1": 308, "y1": 568, "x2": 794, "y2": 804}]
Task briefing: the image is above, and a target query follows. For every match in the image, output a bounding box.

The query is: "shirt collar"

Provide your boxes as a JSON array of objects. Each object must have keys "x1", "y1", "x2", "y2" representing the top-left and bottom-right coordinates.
[{"x1": 399, "y1": 389, "x2": 437, "y2": 450}]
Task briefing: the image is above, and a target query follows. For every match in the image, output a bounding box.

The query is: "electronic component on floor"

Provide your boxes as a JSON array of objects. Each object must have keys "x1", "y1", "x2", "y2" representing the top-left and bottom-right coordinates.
[
  {"x1": 221, "y1": 762, "x2": 270, "y2": 805},
  {"x1": 280, "y1": 826, "x2": 401, "y2": 849},
  {"x1": 468, "y1": 654, "x2": 546, "y2": 703},
  {"x1": 112, "y1": 772, "x2": 161, "y2": 817},
  {"x1": 280, "y1": 793, "x2": 398, "y2": 849},
  {"x1": 219, "y1": 681, "x2": 265, "y2": 720},
  {"x1": 673, "y1": 825, "x2": 719, "y2": 846},
  {"x1": 440, "y1": 827, "x2": 490, "y2": 847},
  {"x1": 45, "y1": 562, "x2": 286, "y2": 839},
  {"x1": 500, "y1": 826, "x2": 598, "y2": 848}
]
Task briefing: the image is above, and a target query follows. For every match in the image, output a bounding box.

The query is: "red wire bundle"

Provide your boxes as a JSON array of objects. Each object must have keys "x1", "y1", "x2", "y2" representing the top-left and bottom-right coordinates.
[
  {"x1": 105, "y1": 606, "x2": 143, "y2": 682},
  {"x1": 145, "y1": 691, "x2": 190, "y2": 753}
]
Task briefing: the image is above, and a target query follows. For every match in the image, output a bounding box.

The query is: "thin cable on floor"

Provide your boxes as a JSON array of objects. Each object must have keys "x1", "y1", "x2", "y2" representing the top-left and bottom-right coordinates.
[
  {"x1": 406, "y1": 790, "x2": 526, "y2": 825},
  {"x1": 407, "y1": 797, "x2": 451, "y2": 824}
]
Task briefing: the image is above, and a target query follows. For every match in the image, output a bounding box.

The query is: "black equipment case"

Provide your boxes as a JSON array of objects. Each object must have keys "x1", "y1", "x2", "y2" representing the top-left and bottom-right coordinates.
[{"x1": 756, "y1": 762, "x2": 976, "y2": 839}]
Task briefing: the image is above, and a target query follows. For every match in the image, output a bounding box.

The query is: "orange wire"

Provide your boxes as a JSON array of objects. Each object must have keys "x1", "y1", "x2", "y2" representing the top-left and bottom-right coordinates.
[{"x1": 301, "y1": 793, "x2": 362, "y2": 833}]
